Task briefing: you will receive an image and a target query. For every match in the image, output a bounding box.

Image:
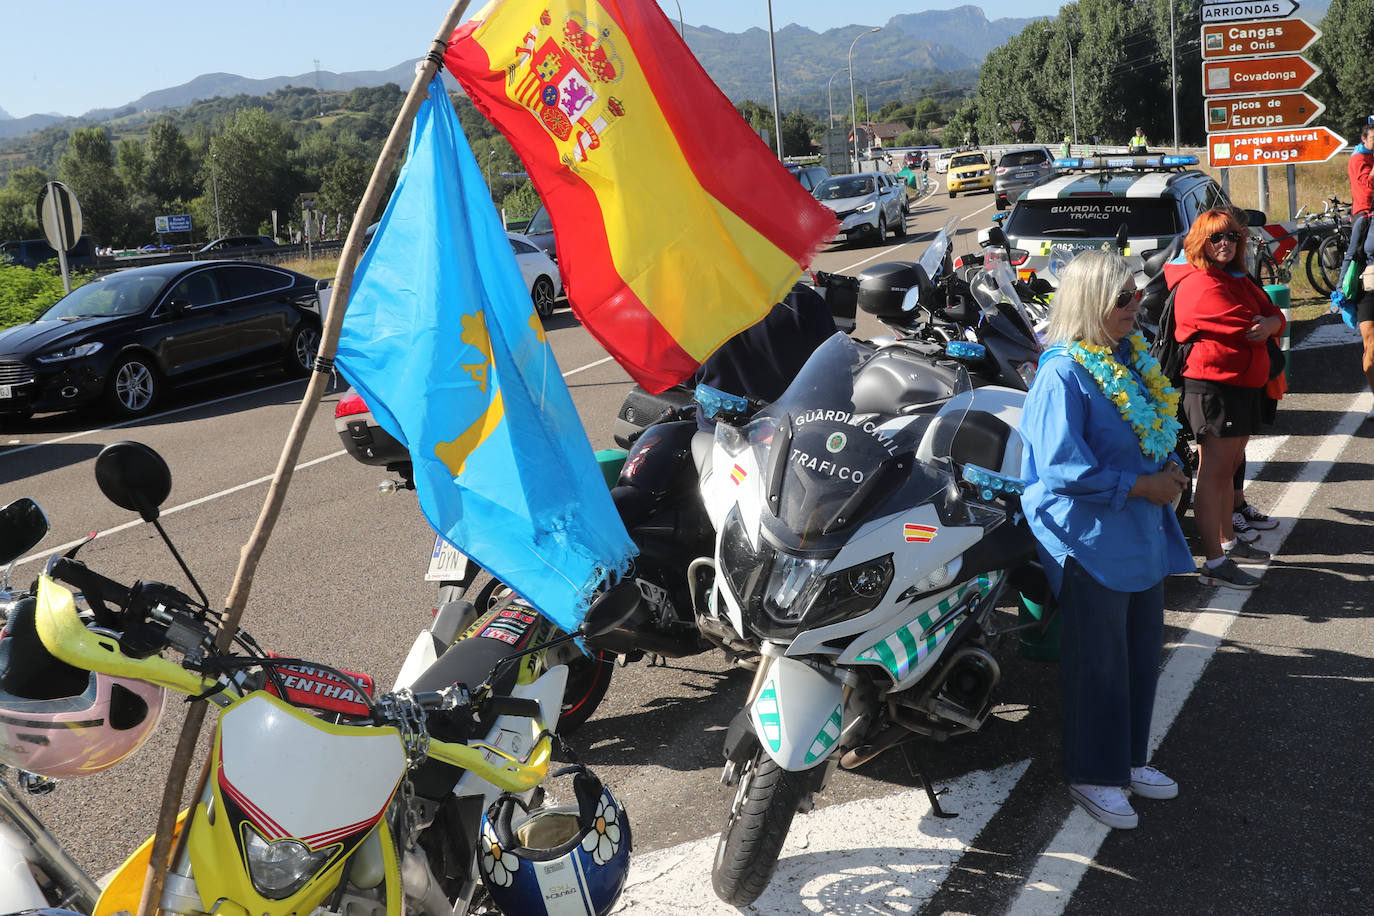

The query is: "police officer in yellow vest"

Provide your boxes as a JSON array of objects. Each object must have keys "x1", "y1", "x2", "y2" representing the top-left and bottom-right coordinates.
[{"x1": 1129, "y1": 127, "x2": 1148, "y2": 154}]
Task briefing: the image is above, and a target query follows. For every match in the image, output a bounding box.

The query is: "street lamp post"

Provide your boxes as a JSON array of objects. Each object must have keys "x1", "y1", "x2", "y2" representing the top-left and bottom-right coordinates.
[
  {"x1": 849, "y1": 26, "x2": 880, "y2": 173},
  {"x1": 671, "y1": 0, "x2": 684, "y2": 38},
  {"x1": 766, "y1": 0, "x2": 784, "y2": 160},
  {"x1": 211, "y1": 152, "x2": 222, "y2": 238},
  {"x1": 827, "y1": 67, "x2": 848, "y2": 132}
]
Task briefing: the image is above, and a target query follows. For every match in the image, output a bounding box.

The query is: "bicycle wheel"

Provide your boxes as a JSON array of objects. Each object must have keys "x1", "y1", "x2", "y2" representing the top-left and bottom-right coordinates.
[
  {"x1": 1254, "y1": 250, "x2": 1284, "y2": 287},
  {"x1": 1312, "y1": 233, "x2": 1346, "y2": 296}
]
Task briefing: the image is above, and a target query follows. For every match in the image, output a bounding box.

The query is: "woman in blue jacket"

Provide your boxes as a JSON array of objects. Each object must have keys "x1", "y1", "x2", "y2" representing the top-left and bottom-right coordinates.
[{"x1": 1020, "y1": 250, "x2": 1195, "y2": 830}]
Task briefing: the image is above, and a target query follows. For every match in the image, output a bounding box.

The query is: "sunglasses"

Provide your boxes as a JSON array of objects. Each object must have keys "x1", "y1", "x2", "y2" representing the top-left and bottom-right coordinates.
[
  {"x1": 1207, "y1": 230, "x2": 1244, "y2": 244},
  {"x1": 1115, "y1": 287, "x2": 1141, "y2": 309}
]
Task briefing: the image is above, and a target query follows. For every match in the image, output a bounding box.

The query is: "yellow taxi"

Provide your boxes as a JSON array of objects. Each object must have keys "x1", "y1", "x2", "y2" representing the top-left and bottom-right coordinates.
[{"x1": 946, "y1": 150, "x2": 993, "y2": 198}]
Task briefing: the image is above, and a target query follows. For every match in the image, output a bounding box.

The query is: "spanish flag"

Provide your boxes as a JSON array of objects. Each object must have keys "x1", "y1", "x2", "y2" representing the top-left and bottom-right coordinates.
[{"x1": 445, "y1": 0, "x2": 837, "y2": 393}]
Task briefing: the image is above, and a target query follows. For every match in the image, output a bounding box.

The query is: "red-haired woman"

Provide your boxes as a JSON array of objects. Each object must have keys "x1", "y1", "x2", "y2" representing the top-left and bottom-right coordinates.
[{"x1": 1163, "y1": 209, "x2": 1286, "y2": 589}]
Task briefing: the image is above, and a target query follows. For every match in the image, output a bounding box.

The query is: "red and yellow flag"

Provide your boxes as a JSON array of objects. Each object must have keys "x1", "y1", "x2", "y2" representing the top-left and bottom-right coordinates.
[{"x1": 445, "y1": 0, "x2": 837, "y2": 392}]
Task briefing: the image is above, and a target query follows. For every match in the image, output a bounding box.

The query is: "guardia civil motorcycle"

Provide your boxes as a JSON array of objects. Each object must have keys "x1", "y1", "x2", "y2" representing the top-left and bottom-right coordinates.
[{"x1": 695, "y1": 333, "x2": 1048, "y2": 906}]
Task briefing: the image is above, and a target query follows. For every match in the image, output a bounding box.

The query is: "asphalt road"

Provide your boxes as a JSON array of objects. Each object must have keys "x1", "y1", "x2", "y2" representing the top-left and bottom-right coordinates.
[{"x1": 4, "y1": 183, "x2": 1371, "y2": 914}]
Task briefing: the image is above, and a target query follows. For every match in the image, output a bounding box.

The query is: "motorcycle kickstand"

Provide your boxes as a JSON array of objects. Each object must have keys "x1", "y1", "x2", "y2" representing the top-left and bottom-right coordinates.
[{"x1": 900, "y1": 743, "x2": 957, "y2": 819}]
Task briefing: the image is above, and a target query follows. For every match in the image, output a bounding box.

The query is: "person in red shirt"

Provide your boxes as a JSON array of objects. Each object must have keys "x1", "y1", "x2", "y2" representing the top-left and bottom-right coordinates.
[
  {"x1": 1163, "y1": 209, "x2": 1286, "y2": 590},
  {"x1": 1336, "y1": 125, "x2": 1374, "y2": 310}
]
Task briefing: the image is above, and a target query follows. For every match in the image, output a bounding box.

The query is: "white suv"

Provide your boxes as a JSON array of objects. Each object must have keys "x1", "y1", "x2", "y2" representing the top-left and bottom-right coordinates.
[{"x1": 814, "y1": 173, "x2": 908, "y2": 245}]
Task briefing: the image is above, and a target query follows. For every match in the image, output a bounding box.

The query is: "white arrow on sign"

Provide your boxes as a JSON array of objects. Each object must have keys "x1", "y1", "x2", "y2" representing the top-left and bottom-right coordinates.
[{"x1": 1202, "y1": 0, "x2": 1299, "y2": 23}]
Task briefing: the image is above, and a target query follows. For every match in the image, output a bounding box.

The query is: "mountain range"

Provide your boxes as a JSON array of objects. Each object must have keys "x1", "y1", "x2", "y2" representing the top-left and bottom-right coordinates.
[{"x1": 0, "y1": 6, "x2": 1035, "y2": 140}]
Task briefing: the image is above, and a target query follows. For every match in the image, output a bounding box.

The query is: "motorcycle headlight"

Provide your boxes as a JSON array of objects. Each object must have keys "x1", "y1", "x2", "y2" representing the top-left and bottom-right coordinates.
[
  {"x1": 243, "y1": 827, "x2": 336, "y2": 899},
  {"x1": 762, "y1": 553, "x2": 829, "y2": 623},
  {"x1": 35, "y1": 341, "x2": 102, "y2": 363}
]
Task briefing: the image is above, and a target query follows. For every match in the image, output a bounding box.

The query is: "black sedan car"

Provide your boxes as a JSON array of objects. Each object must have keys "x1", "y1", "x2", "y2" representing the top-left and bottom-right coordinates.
[{"x1": 0, "y1": 260, "x2": 322, "y2": 422}]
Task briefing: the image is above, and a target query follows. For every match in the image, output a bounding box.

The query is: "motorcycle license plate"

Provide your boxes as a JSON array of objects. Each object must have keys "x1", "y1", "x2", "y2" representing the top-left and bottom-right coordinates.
[
  {"x1": 0, "y1": 386, "x2": 10, "y2": 399},
  {"x1": 425, "y1": 536, "x2": 471, "y2": 582}
]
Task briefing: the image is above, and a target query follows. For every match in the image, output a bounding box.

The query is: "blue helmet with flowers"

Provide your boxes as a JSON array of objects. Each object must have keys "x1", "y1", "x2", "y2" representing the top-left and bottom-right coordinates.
[{"x1": 477, "y1": 763, "x2": 631, "y2": 916}]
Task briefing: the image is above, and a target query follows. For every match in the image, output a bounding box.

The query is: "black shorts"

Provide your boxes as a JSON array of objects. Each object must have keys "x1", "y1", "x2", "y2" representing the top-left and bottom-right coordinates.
[
  {"x1": 1181, "y1": 378, "x2": 1264, "y2": 440},
  {"x1": 1358, "y1": 289, "x2": 1374, "y2": 325}
]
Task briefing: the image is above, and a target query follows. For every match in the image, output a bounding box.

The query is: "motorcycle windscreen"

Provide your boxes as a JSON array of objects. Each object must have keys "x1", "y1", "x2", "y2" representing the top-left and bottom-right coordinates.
[{"x1": 737, "y1": 334, "x2": 970, "y2": 544}]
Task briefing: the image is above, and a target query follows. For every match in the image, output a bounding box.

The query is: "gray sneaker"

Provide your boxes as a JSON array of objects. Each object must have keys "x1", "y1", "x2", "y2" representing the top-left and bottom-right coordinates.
[
  {"x1": 1069, "y1": 784, "x2": 1138, "y2": 829},
  {"x1": 1199, "y1": 557, "x2": 1260, "y2": 590},
  {"x1": 1227, "y1": 539, "x2": 1271, "y2": 562}
]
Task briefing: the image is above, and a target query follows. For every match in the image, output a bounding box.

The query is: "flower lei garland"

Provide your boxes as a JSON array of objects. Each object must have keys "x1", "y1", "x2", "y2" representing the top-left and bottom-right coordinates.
[{"x1": 1068, "y1": 331, "x2": 1182, "y2": 461}]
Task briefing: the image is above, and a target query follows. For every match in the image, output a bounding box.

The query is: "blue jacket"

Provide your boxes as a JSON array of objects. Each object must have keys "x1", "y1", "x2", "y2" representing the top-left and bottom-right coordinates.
[{"x1": 1019, "y1": 344, "x2": 1195, "y2": 594}]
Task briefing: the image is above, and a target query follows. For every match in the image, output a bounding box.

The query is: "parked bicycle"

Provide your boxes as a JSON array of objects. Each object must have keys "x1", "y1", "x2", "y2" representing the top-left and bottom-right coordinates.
[{"x1": 1250, "y1": 197, "x2": 1350, "y2": 294}]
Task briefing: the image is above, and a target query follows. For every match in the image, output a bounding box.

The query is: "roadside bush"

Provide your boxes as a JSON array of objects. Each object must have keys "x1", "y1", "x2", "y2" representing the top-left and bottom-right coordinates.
[{"x1": 0, "y1": 263, "x2": 87, "y2": 329}]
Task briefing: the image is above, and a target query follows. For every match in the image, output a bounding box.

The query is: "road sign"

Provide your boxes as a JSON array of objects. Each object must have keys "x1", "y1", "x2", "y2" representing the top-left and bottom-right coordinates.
[
  {"x1": 1206, "y1": 91, "x2": 1325, "y2": 132},
  {"x1": 1207, "y1": 126, "x2": 1346, "y2": 168},
  {"x1": 1202, "y1": 18, "x2": 1319, "y2": 59},
  {"x1": 155, "y1": 214, "x2": 193, "y2": 234},
  {"x1": 37, "y1": 181, "x2": 81, "y2": 252},
  {"x1": 1201, "y1": 0, "x2": 1298, "y2": 24},
  {"x1": 1203, "y1": 54, "x2": 1318, "y2": 96}
]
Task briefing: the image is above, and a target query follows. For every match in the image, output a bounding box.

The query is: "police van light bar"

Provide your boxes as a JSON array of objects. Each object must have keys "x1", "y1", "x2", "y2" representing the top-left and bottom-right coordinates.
[{"x1": 1053, "y1": 154, "x2": 1199, "y2": 170}]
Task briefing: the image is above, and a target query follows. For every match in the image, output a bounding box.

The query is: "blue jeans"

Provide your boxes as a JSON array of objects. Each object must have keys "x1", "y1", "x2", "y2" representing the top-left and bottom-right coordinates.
[{"x1": 1056, "y1": 556, "x2": 1165, "y2": 786}]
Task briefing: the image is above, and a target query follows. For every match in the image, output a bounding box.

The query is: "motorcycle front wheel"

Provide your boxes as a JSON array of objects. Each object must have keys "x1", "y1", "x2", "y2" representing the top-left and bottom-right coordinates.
[{"x1": 711, "y1": 749, "x2": 812, "y2": 906}]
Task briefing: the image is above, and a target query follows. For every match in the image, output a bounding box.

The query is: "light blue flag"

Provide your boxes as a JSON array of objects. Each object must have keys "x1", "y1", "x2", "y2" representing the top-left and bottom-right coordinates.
[{"x1": 335, "y1": 77, "x2": 636, "y2": 632}]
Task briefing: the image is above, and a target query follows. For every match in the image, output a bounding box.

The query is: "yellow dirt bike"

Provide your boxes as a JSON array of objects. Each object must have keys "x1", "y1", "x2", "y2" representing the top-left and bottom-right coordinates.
[{"x1": 0, "y1": 441, "x2": 637, "y2": 916}]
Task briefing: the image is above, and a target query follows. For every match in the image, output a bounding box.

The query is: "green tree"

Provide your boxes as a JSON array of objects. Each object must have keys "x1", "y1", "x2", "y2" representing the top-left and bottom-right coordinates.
[
  {"x1": 206, "y1": 108, "x2": 295, "y2": 237},
  {"x1": 315, "y1": 155, "x2": 371, "y2": 231},
  {"x1": 145, "y1": 119, "x2": 199, "y2": 205},
  {"x1": 58, "y1": 126, "x2": 130, "y2": 246},
  {"x1": 0, "y1": 167, "x2": 49, "y2": 240},
  {"x1": 1310, "y1": 0, "x2": 1374, "y2": 137}
]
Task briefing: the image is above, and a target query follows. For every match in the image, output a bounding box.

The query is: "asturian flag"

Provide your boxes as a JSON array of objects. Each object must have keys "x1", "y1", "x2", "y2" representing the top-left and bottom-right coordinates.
[
  {"x1": 445, "y1": 0, "x2": 838, "y2": 392},
  {"x1": 335, "y1": 76, "x2": 635, "y2": 630}
]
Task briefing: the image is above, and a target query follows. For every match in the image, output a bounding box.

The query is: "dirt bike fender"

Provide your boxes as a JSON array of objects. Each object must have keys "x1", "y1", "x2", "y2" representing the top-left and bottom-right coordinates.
[{"x1": 750, "y1": 656, "x2": 846, "y2": 772}]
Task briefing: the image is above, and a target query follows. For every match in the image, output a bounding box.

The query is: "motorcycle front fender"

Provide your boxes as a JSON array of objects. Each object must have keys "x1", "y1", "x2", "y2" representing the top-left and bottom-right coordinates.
[{"x1": 749, "y1": 656, "x2": 847, "y2": 772}]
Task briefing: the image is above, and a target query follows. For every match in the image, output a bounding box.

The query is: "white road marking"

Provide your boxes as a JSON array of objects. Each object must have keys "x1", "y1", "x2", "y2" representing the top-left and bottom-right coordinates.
[
  {"x1": 612, "y1": 761, "x2": 1029, "y2": 914},
  {"x1": 1007, "y1": 389, "x2": 1368, "y2": 915},
  {"x1": 8, "y1": 352, "x2": 619, "y2": 566},
  {"x1": 14, "y1": 450, "x2": 350, "y2": 568},
  {"x1": 1, "y1": 379, "x2": 309, "y2": 457}
]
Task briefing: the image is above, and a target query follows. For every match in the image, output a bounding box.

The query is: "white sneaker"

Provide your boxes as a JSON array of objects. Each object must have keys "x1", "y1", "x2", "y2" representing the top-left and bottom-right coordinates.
[
  {"x1": 1129, "y1": 765, "x2": 1179, "y2": 800},
  {"x1": 1069, "y1": 783, "x2": 1138, "y2": 829}
]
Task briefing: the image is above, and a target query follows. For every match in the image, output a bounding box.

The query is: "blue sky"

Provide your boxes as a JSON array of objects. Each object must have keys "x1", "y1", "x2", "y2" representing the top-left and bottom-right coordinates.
[{"x1": 2, "y1": 1, "x2": 1067, "y2": 120}]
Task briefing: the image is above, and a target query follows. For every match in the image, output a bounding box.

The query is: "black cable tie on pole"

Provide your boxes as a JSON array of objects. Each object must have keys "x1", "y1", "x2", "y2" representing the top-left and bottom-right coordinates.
[
  {"x1": 425, "y1": 38, "x2": 449, "y2": 70},
  {"x1": 312, "y1": 355, "x2": 335, "y2": 374}
]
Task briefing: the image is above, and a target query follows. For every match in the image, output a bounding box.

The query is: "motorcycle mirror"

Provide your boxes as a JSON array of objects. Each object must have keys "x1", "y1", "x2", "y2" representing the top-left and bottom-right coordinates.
[
  {"x1": 95, "y1": 441, "x2": 172, "y2": 523},
  {"x1": 579, "y1": 580, "x2": 641, "y2": 638},
  {"x1": 0, "y1": 498, "x2": 48, "y2": 565},
  {"x1": 1115, "y1": 224, "x2": 1129, "y2": 253},
  {"x1": 1243, "y1": 208, "x2": 1266, "y2": 227},
  {"x1": 985, "y1": 226, "x2": 1009, "y2": 250}
]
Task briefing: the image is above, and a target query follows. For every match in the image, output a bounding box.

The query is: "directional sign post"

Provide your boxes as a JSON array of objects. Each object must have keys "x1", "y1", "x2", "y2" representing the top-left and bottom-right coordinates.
[
  {"x1": 1202, "y1": 17, "x2": 1320, "y2": 58},
  {"x1": 1203, "y1": 54, "x2": 1318, "y2": 96},
  {"x1": 37, "y1": 180, "x2": 82, "y2": 294},
  {"x1": 1202, "y1": 0, "x2": 1298, "y2": 24},
  {"x1": 1207, "y1": 126, "x2": 1346, "y2": 168},
  {"x1": 1206, "y1": 91, "x2": 1325, "y2": 132}
]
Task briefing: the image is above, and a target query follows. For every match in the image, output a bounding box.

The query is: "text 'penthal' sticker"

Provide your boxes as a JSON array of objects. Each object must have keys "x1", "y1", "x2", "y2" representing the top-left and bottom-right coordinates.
[
  {"x1": 903, "y1": 523, "x2": 938, "y2": 543},
  {"x1": 731, "y1": 463, "x2": 748, "y2": 485}
]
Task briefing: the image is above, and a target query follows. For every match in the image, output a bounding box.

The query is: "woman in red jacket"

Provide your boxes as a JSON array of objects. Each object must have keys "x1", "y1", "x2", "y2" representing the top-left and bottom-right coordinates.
[{"x1": 1163, "y1": 209, "x2": 1286, "y2": 590}]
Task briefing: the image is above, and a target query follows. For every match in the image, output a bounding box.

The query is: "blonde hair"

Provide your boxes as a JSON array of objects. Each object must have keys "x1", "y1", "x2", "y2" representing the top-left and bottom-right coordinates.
[{"x1": 1043, "y1": 250, "x2": 1133, "y2": 347}]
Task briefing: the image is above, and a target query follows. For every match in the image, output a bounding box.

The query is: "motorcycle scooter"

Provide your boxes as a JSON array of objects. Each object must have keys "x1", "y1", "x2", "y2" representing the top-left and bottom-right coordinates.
[
  {"x1": 693, "y1": 331, "x2": 1049, "y2": 906},
  {"x1": 0, "y1": 443, "x2": 638, "y2": 916}
]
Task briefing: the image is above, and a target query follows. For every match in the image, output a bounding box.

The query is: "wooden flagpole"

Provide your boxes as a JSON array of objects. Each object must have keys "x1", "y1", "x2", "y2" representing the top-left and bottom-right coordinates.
[{"x1": 135, "y1": 2, "x2": 475, "y2": 913}]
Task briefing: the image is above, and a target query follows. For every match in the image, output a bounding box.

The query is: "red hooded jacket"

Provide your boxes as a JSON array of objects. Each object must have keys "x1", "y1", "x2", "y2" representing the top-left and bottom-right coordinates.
[
  {"x1": 1349, "y1": 145, "x2": 1373, "y2": 217},
  {"x1": 1163, "y1": 261, "x2": 1286, "y2": 389}
]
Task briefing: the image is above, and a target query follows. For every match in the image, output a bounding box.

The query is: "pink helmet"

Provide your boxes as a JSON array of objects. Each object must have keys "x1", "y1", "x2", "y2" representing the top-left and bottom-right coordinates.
[{"x1": 0, "y1": 598, "x2": 164, "y2": 778}]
